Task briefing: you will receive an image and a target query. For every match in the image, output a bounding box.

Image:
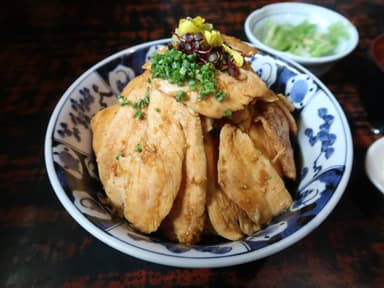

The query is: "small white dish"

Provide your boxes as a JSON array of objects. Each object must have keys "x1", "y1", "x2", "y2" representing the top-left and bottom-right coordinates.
[
  {"x1": 244, "y1": 2, "x2": 359, "y2": 76},
  {"x1": 371, "y1": 33, "x2": 384, "y2": 71},
  {"x1": 365, "y1": 137, "x2": 384, "y2": 194}
]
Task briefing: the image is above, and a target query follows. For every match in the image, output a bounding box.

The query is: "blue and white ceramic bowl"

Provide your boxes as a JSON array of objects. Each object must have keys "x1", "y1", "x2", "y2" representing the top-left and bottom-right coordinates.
[{"x1": 44, "y1": 39, "x2": 353, "y2": 268}]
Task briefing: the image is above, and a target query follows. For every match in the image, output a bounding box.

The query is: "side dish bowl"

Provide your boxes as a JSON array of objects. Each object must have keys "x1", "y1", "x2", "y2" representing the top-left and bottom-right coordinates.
[
  {"x1": 244, "y1": 2, "x2": 359, "y2": 76},
  {"x1": 365, "y1": 137, "x2": 384, "y2": 195},
  {"x1": 371, "y1": 33, "x2": 384, "y2": 71},
  {"x1": 45, "y1": 38, "x2": 353, "y2": 268}
]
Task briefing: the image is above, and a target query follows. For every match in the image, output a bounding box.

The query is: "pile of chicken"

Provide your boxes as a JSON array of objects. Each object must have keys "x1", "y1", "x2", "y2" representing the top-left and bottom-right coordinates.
[{"x1": 91, "y1": 18, "x2": 297, "y2": 244}]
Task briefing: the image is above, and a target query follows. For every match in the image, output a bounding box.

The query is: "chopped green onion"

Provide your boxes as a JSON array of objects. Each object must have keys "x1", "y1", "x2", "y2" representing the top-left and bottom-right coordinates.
[
  {"x1": 134, "y1": 109, "x2": 143, "y2": 119},
  {"x1": 118, "y1": 95, "x2": 131, "y2": 106},
  {"x1": 223, "y1": 109, "x2": 232, "y2": 117},
  {"x1": 176, "y1": 90, "x2": 187, "y2": 102},
  {"x1": 130, "y1": 89, "x2": 151, "y2": 119},
  {"x1": 134, "y1": 143, "x2": 143, "y2": 153},
  {"x1": 188, "y1": 80, "x2": 196, "y2": 90},
  {"x1": 151, "y1": 48, "x2": 224, "y2": 100},
  {"x1": 216, "y1": 91, "x2": 227, "y2": 102},
  {"x1": 144, "y1": 88, "x2": 150, "y2": 104}
]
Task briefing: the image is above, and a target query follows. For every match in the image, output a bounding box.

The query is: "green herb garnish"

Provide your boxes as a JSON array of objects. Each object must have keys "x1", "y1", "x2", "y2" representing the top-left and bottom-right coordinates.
[
  {"x1": 118, "y1": 95, "x2": 131, "y2": 106},
  {"x1": 134, "y1": 109, "x2": 143, "y2": 119},
  {"x1": 176, "y1": 90, "x2": 187, "y2": 102},
  {"x1": 127, "y1": 88, "x2": 151, "y2": 119},
  {"x1": 223, "y1": 109, "x2": 232, "y2": 117},
  {"x1": 118, "y1": 93, "x2": 149, "y2": 119},
  {"x1": 134, "y1": 143, "x2": 143, "y2": 153},
  {"x1": 216, "y1": 90, "x2": 227, "y2": 102},
  {"x1": 151, "y1": 48, "x2": 222, "y2": 100}
]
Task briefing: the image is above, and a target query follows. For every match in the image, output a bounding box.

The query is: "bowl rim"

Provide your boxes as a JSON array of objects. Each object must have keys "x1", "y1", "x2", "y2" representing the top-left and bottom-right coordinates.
[
  {"x1": 244, "y1": 2, "x2": 359, "y2": 65},
  {"x1": 44, "y1": 38, "x2": 353, "y2": 268}
]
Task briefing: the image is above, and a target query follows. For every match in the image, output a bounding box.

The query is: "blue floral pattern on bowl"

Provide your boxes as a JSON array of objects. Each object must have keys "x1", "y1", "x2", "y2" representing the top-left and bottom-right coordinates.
[{"x1": 45, "y1": 39, "x2": 353, "y2": 268}]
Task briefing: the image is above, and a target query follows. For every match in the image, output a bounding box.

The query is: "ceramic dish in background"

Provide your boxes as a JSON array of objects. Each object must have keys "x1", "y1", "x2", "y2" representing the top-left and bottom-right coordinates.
[
  {"x1": 365, "y1": 137, "x2": 384, "y2": 195},
  {"x1": 244, "y1": 2, "x2": 359, "y2": 76},
  {"x1": 44, "y1": 38, "x2": 353, "y2": 268},
  {"x1": 371, "y1": 33, "x2": 384, "y2": 71}
]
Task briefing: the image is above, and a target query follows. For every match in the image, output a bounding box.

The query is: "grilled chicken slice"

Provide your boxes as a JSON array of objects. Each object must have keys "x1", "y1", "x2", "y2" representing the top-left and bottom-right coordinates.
[
  {"x1": 152, "y1": 68, "x2": 277, "y2": 119},
  {"x1": 275, "y1": 93, "x2": 298, "y2": 135},
  {"x1": 217, "y1": 124, "x2": 292, "y2": 226},
  {"x1": 250, "y1": 98, "x2": 297, "y2": 180},
  {"x1": 91, "y1": 103, "x2": 127, "y2": 212},
  {"x1": 91, "y1": 72, "x2": 154, "y2": 212},
  {"x1": 221, "y1": 34, "x2": 259, "y2": 57},
  {"x1": 231, "y1": 94, "x2": 297, "y2": 180},
  {"x1": 205, "y1": 131, "x2": 259, "y2": 240},
  {"x1": 207, "y1": 188, "x2": 260, "y2": 240},
  {"x1": 119, "y1": 91, "x2": 186, "y2": 233},
  {"x1": 92, "y1": 72, "x2": 185, "y2": 234},
  {"x1": 159, "y1": 89, "x2": 207, "y2": 244}
]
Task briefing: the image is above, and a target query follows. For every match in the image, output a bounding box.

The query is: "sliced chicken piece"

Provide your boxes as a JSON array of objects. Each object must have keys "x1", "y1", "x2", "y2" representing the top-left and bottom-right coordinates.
[
  {"x1": 92, "y1": 73, "x2": 186, "y2": 233},
  {"x1": 275, "y1": 93, "x2": 298, "y2": 135},
  {"x1": 218, "y1": 124, "x2": 292, "y2": 226},
  {"x1": 200, "y1": 115, "x2": 215, "y2": 134},
  {"x1": 91, "y1": 104, "x2": 120, "y2": 165},
  {"x1": 152, "y1": 67, "x2": 277, "y2": 119},
  {"x1": 207, "y1": 187, "x2": 260, "y2": 240},
  {"x1": 92, "y1": 105, "x2": 150, "y2": 216},
  {"x1": 121, "y1": 69, "x2": 152, "y2": 99},
  {"x1": 91, "y1": 70, "x2": 155, "y2": 214},
  {"x1": 248, "y1": 120, "x2": 285, "y2": 177},
  {"x1": 250, "y1": 99, "x2": 297, "y2": 180},
  {"x1": 91, "y1": 103, "x2": 127, "y2": 213},
  {"x1": 159, "y1": 90, "x2": 207, "y2": 244},
  {"x1": 118, "y1": 89, "x2": 186, "y2": 233},
  {"x1": 205, "y1": 131, "x2": 242, "y2": 240},
  {"x1": 230, "y1": 94, "x2": 297, "y2": 180},
  {"x1": 231, "y1": 104, "x2": 286, "y2": 177},
  {"x1": 221, "y1": 34, "x2": 259, "y2": 57},
  {"x1": 230, "y1": 105, "x2": 255, "y2": 132},
  {"x1": 205, "y1": 132, "x2": 259, "y2": 240}
]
